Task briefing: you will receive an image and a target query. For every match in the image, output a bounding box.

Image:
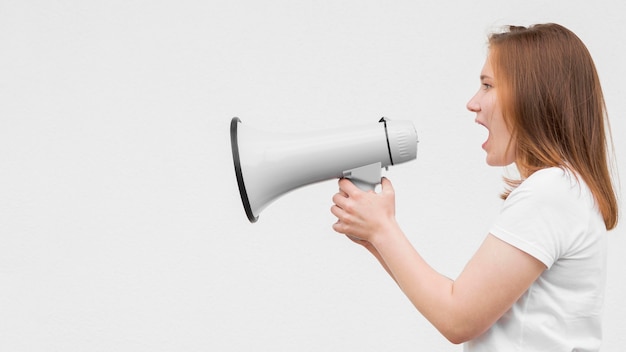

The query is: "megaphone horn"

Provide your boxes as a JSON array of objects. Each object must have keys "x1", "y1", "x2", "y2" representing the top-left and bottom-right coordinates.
[{"x1": 230, "y1": 117, "x2": 418, "y2": 223}]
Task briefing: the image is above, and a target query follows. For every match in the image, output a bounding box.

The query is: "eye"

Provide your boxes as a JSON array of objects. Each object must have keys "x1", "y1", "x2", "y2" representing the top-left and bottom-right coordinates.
[{"x1": 482, "y1": 83, "x2": 493, "y2": 90}]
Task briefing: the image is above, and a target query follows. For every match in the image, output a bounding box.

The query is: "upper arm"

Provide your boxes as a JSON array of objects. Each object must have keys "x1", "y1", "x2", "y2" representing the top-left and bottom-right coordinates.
[{"x1": 449, "y1": 234, "x2": 546, "y2": 341}]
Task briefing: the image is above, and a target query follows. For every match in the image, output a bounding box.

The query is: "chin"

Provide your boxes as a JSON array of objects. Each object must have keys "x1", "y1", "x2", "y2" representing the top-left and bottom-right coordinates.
[
  {"x1": 485, "y1": 157, "x2": 507, "y2": 167},
  {"x1": 485, "y1": 157, "x2": 499, "y2": 167},
  {"x1": 486, "y1": 158, "x2": 516, "y2": 168}
]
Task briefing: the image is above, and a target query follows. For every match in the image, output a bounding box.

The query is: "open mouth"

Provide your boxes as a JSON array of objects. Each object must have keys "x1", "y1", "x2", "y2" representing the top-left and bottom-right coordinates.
[{"x1": 475, "y1": 119, "x2": 489, "y2": 149}]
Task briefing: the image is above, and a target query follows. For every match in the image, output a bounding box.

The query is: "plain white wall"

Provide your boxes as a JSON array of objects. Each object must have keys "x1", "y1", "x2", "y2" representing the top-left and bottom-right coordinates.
[{"x1": 1, "y1": 1, "x2": 624, "y2": 351}]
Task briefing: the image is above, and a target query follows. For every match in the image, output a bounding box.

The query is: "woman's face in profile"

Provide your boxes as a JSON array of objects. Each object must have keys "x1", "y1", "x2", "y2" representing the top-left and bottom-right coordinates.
[{"x1": 466, "y1": 55, "x2": 516, "y2": 167}]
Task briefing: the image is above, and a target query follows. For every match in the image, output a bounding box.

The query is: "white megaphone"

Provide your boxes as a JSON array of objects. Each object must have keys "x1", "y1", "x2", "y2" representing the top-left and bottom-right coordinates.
[{"x1": 230, "y1": 117, "x2": 418, "y2": 223}]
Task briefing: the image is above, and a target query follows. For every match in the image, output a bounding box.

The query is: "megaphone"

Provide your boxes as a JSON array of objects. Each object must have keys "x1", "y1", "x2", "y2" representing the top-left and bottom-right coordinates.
[{"x1": 230, "y1": 117, "x2": 418, "y2": 223}]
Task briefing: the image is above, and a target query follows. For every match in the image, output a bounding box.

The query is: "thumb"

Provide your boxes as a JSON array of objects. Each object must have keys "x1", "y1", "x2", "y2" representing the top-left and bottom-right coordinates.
[{"x1": 380, "y1": 177, "x2": 395, "y2": 195}]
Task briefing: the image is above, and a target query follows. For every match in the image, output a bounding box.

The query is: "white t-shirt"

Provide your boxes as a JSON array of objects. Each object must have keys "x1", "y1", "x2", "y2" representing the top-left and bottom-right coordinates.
[{"x1": 465, "y1": 167, "x2": 608, "y2": 352}]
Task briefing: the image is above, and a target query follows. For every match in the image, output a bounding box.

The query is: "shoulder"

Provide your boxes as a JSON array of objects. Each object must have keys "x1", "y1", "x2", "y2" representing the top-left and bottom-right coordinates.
[
  {"x1": 492, "y1": 167, "x2": 599, "y2": 268},
  {"x1": 508, "y1": 167, "x2": 590, "y2": 207},
  {"x1": 520, "y1": 167, "x2": 576, "y2": 191}
]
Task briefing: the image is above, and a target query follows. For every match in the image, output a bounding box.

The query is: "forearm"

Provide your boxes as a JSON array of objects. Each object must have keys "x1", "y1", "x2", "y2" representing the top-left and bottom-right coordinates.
[
  {"x1": 370, "y1": 223, "x2": 474, "y2": 343},
  {"x1": 362, "y1": 242, "x2": 398, "y2": 284},
  {"x1": 332, "y1": 179, "x2": 541, "y2": 343}
]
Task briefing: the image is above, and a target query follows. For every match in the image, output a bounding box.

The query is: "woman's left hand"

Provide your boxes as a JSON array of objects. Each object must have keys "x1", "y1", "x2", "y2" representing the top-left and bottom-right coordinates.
[{"x1": 330, "y1": 177, "x2": 397, "y2": 243}]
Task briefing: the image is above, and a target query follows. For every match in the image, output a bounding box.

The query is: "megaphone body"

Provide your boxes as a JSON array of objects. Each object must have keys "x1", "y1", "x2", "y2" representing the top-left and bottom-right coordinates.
[{"x1": 230, "y1": 117, "x2": 418, "y2": 223}]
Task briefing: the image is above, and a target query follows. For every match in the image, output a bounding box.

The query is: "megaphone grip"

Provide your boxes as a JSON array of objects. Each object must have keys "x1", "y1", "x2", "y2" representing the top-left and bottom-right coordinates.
[
  {"x1": 342, "y1": 162, "x2": 382, "y2": 192},
  {"x1": 349, "y1": 179, "x2": 378, "y2": 192}
]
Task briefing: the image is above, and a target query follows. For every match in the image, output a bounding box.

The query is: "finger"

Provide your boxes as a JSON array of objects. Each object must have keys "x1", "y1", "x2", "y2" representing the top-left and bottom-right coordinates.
[
  {"x1": 332, "y1": 192, "x2": 349, "y2": 209},
  {"x1": 381, "y1": 177, "x2": 395, "y2": 195},
  {"x1": 338, "y1": 177, "x2": 362, "y2": 197},
  {"x1": 331, "y1": 204, "x2": 354, "y2": 226},
  {"x1": 330, "y1": 204, "x2": 345, "y2": 219},
  {"x1": 332, "y1": 218, "x2": 348, "y2": 234},
  {"x1": 335, "y1": 186, "x2": 349, "y2": 198}
]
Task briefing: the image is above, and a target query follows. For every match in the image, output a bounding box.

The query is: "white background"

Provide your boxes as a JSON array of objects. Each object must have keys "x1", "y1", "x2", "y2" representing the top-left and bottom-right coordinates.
[{"x1": 1, "y1": 1, "x2": 624, "y2": 351}]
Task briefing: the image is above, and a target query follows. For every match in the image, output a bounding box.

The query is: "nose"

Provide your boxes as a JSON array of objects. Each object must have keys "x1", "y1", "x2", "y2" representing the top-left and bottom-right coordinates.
[{"x1": 466, "y1": 94, "x2": 480, "y2": 113}]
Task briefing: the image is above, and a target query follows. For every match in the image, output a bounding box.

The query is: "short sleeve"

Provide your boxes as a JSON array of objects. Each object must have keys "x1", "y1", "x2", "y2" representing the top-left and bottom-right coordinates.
[{"x1": 489, "y1": 168, "x2": 586, "y2": 269}]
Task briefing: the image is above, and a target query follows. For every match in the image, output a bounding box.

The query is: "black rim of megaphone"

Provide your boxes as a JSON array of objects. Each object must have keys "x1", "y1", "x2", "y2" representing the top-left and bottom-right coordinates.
[{"x1": 230, "y1": 117, "x2": 259, "y2": 223}]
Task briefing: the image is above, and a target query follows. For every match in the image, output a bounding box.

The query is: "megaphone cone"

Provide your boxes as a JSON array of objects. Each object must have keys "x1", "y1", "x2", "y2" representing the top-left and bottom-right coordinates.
[{"x1": 230, "y1": 117, "x2": 418, "y2": 223}]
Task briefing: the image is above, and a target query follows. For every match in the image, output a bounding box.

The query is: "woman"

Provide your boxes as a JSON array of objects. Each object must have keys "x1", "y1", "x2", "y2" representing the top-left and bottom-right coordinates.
[{"x1": 330, "y1": 23, "x2": 618, "y2": 351}]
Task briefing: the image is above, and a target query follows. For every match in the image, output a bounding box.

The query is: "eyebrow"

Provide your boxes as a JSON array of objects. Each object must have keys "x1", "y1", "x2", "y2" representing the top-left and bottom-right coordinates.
[{"x1": 480, "y1": 74, "x2": 493, "y2": 81}]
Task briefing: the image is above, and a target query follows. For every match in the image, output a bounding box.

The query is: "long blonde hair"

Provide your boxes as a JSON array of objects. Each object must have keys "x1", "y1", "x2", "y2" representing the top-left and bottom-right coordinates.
[{"x1": 489, "y1": 23, "x2": 618, "y2": 230}]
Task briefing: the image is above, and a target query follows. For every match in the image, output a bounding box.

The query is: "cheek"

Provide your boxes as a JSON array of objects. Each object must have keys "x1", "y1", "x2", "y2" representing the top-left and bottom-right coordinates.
[
  {"x1": 492, "y1": 119, "x2": 514, "y2": 151},
  {"x1": 505, "y1": 137, "x2": 516, "y2": 156},
  {"x1": 500, "y1": 129, "x2": 513, "y2": 148},
  {"x1": 484, "y1": 96, "x2": 499, "y2": 122},
  {"x1": 501, "y1": 128, "x2": 517, "y2": 162}
]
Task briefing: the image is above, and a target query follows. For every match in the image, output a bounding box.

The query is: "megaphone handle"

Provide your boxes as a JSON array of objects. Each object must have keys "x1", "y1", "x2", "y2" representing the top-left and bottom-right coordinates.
[
  {"x1": 342, "y1": 162, "x2": 382, "y2": 192},
  {"x1": 349, "y1": 179, "x2": 378, "y2": 192}
]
